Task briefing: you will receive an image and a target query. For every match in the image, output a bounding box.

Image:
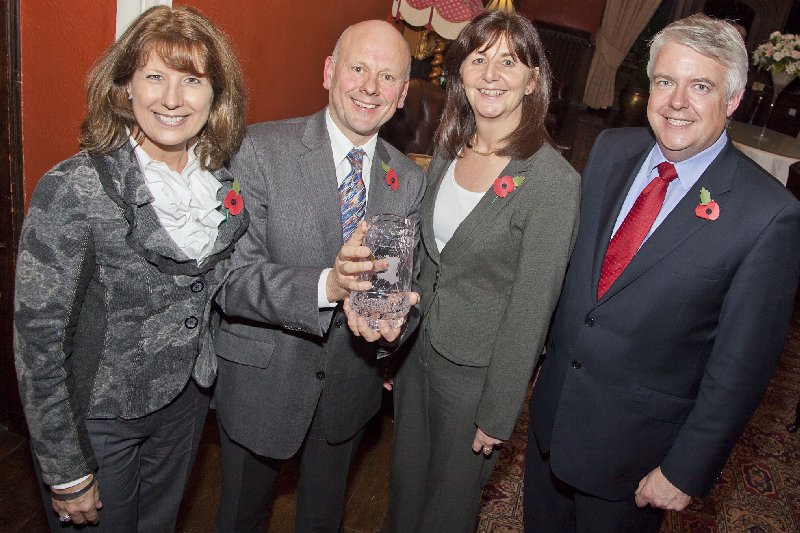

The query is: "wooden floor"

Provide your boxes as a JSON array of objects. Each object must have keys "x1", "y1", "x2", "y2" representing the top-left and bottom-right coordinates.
[{"x1": 0, "y1": 400, "x2": 397, "y2": 533}]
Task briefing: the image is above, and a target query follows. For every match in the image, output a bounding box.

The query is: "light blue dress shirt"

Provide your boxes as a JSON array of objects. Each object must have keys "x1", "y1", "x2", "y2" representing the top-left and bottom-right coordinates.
[{"x1": 611, "y1": 131, "x2": 728, "y2": 244}]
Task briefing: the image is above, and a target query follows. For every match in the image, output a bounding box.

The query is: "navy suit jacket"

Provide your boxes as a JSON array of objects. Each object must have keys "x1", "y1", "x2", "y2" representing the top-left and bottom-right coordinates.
[{"x1": 531, "y1": 127, "x2": 800, "y2": 499}]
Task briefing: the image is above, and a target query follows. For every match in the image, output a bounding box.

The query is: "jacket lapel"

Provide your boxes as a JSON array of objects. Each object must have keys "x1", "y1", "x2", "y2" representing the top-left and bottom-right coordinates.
[
  {"x1": 596, "y1": 141, "x2": 739, "y2": 303},
  {"x1": 366, "y1": 140, "x2": 405, "y2": 218},
  {"x1": 203, "y1": 167, "x2": 248, "y2": 258},
  {"x1": 420, "y1": 154, "x2": 449, "y2": 265},
  {"x1": 92, "y1": 144, "x2": 249, "y2": 276},
  {"x1": 298, "y1": 110, "x2": 343, "y2": 262},
  {"x1": 439, "y1": 156, "x2": 532, "y2": 262}
]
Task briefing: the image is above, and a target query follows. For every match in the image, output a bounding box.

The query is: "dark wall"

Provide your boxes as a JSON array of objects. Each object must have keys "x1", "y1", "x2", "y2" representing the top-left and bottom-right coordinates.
[{"x1": 517, "y1": 0, "x2": 606, "y2": 37}]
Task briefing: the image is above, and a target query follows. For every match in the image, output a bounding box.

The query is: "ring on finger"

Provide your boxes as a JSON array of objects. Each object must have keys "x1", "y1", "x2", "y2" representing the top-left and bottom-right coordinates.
[{"x1": 58, "y1": 514, "x2": 71, "y2": 522}]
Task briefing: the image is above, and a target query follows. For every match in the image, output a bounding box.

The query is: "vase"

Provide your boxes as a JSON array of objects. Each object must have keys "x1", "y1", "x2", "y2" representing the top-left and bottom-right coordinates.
[
  {"x1": 349, "y1": 214, "x2": 415, "y2": 330},
  {"x1": 761, "y1": 69, "x2": 797, "y2": 135},
  {"x1": 771, "y1": 70, "x2": 795, "y2": 103}
]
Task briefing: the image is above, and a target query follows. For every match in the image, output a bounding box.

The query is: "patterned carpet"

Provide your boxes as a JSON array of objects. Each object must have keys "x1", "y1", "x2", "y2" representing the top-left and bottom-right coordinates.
[{"x1": 477, "y1": 306, "x2": 800, "y2": 533}]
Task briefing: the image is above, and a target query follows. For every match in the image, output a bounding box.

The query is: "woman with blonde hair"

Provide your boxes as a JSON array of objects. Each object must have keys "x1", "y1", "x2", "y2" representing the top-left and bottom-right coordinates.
[{"x1": 14, "y1": 5, "x2": 247, "y2": 530}]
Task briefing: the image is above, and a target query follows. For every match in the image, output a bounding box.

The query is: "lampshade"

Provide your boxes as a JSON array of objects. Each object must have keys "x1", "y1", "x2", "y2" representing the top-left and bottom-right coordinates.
[
  {"x1": 391, "y1": 0, "x2": 484, "y2": 40},
  {"x1": 485, "y1": 0, "x2": 514, "y2": 12}
]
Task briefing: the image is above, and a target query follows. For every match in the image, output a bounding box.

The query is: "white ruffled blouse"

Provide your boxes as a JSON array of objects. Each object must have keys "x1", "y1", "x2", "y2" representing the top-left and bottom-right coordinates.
[{"x1": 131, "y1": 139, "x2": 225, "y2": 262}]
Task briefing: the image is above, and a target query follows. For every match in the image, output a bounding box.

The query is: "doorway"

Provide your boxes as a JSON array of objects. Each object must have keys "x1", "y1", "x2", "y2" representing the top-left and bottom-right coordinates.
[{"x1": 0, "y1": 0, "x2": 25, "y2": 433}]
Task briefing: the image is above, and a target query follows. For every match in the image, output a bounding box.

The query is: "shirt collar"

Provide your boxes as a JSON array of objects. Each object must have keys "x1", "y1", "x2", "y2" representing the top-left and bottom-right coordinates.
[
  {"x1": 130, "y1": 136, "x2": 200, "y2": 177},
  {"x1": 647, "y1": 131, "x2": 728, "y2": 191},
  {"x1": 325, "y1": 107, "x2": 378, "y2": 167}
]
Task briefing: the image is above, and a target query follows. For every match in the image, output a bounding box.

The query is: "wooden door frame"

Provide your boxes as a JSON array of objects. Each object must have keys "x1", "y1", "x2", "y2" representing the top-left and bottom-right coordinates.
[{"x1": 1, "y1": 0, "x2": 25, "y2": 433}]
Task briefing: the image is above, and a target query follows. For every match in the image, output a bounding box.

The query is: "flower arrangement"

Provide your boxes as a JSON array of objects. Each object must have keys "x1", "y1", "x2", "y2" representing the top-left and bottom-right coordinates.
[{"x1": 752, "y1": 31, "x2": 800, "y2": 75}]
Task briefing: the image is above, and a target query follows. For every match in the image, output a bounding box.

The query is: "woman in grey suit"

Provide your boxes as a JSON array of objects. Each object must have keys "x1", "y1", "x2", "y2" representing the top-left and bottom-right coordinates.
[
  {"x1": 14, "y1": 6, "x2": 247, "y2": 531},
  {"x1": 388, "y1": 11, "x2": 580, "y2": 532}
]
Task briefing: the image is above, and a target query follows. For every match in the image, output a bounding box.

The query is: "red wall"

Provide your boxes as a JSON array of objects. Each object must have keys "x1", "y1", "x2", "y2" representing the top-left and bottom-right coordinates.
[
  {"x1": 20, "y1": 1, "x2": 113, "y2": 206},
  {"x1": 518, "y1": 0, "x2": 606, "y2": 36},
  {"x1": 20, "y1": 0, "x2": 391, "y2": 206}
]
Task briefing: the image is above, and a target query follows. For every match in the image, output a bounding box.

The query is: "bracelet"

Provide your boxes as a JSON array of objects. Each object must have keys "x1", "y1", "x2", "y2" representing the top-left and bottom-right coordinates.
[{"x1": 51, "y1": 476, "x2": 96, "y2": 501}]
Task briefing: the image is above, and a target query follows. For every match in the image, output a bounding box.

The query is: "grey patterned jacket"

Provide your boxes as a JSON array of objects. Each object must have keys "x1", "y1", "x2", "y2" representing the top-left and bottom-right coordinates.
[{"x1": 14, "y1": 145, "x2": 248, "y2": 485}]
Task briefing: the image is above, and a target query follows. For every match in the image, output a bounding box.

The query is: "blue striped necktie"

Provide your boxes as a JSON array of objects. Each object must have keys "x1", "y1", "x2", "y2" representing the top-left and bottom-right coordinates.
[{"x1": 339, "y1": 148, "x2": 366, "y2": 242}]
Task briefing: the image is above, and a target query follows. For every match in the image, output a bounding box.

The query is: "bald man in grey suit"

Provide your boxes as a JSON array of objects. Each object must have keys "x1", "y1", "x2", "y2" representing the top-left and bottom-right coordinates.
[{"x1": 210, "y1": 20, "x2": 425, "y2": 533}]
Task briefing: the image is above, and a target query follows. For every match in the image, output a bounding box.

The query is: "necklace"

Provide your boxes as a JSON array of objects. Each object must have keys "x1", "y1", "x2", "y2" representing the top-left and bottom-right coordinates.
[{"x1": 467, "y1": 134, "x2": 499, "y2": 156}]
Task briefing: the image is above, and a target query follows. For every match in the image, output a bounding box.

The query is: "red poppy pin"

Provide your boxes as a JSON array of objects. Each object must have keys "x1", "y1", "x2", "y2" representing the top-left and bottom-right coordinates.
[
  {"x1": 493, "y1": 175, "x2": 526, "y2": 202},
  {"x1": 381, "y1": 162, "x2": 399, "y2": 191},
  {"x1": 223, "y1": 179, "x2": 244, "y2": 220},
  {"x1": 695, "y1": 187, "x2": 719, "y2": 221}
]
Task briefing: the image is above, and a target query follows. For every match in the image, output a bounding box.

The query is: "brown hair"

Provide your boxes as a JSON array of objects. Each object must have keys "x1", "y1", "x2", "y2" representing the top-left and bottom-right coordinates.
[
  {"x1": 434, "y1": 10, "x2": 553, "y2": 160},
  {"x1": 80, "y1": 5, "x2": 246, "y2": 170}
]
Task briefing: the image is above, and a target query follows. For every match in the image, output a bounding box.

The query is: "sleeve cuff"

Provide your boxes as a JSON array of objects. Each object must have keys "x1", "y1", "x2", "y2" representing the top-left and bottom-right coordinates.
[
  {"x1": 318, "y1": 268, "x2": 336, "y2": 308},
  {"x1": 51, "y1": 474, "x2": 91, "y2": 490}
]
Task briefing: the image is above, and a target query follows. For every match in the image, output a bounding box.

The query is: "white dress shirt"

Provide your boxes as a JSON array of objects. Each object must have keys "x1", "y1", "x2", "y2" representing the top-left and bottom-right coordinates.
[
  {"x1": 132, "y1": 138, "x2": 224, "y2": 263},
  {"x1": 433, "y1": 160, "x2": 484, "y2": 252},
  {"x1": 317, "y1": 108, "x2": 380, "y2": 307}
]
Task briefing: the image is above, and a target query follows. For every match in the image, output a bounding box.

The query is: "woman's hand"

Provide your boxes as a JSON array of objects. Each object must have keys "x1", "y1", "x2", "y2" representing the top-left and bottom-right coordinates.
[
  {"x1": 472, "y1": 427, "x2": 504, "y2": 456},
  {"x1": 51, "y1": 475, "x2": 102, "y2": 525}
]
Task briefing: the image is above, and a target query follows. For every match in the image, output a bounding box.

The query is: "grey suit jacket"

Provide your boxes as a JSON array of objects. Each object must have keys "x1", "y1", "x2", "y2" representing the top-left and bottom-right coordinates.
[
  {"x1": 416, "y1": 143, "x2": 580, "y2": 440},
  {"x1": 14, "y1": 145, "x2": 248, "y2": 484},
  {"x1": 214, "y1": 110, "x2": 425, "y2": 458}
]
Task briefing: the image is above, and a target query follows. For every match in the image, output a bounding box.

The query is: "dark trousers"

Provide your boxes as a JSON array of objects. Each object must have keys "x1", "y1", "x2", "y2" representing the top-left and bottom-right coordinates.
[
  {"x1": 523, "y1": 439, "x2": 664, "y2": 533},
  {"x1": 388, "y1": 330, "x2": 498, "y2": 533},
  {"x1": 215, "y1": 399, "x2": 364, "y2": 533},
  {"x1": 35, "y1": 380, "x2": 209, "y2": 533}
]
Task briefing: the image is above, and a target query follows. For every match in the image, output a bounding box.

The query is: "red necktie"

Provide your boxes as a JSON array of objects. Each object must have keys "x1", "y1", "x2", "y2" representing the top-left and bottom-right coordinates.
[{"x1": 597, "y1": 161, "x2": 678, "y2": 299}]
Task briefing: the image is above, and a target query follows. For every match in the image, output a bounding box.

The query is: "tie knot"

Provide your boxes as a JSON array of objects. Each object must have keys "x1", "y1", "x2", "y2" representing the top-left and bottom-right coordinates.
[
  {"x1": 656, "y1": 161, "x2": 678, "y2": 183},
  {"x1": 346, "y1": 148, "x2": 365, "y2": 169}
]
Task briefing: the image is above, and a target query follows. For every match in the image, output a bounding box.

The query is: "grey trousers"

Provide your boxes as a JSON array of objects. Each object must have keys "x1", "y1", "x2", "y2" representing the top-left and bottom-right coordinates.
[
  {"x1": 36, "y1": 380, "x2": 210, "y2": 533},
  {"x1": 214, "y1": 396, "x2": 364, "y2": 533},
  {"x1": 388, "y1": 329, "x2": 498, "y2": 533}
]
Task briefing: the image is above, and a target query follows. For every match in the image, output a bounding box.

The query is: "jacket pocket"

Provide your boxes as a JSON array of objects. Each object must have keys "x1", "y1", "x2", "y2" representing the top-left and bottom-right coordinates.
[
  {"x1": 636, "y1": 386, "x2": 695, "y2": 424},
  {"x1": 667, "y1": 259, "x2": 727, "y2": 281},
  {"x1": 215, "y1": 327, "x2": 276, "y2": 369}
]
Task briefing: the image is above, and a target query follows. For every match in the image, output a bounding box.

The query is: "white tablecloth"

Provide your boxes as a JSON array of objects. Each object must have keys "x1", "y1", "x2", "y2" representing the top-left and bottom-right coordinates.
[
  {"x1": 729, "y1": 121, "x2": 800, "y2": 186},
  {"x1": 731, "y1": 141, "x2": 794, "y2": 185}
]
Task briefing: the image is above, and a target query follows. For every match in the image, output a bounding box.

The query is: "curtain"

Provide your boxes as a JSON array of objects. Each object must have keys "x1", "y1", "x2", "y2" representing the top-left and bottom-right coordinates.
[{"x1": 582, "y1": 0, "x2": 661, "y2": 109}]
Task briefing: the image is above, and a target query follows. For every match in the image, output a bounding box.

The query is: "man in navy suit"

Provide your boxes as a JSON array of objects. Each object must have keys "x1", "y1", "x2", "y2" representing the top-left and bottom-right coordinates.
[{"x1": 524, "y1": 14, "x2": 800, "y2": 533}]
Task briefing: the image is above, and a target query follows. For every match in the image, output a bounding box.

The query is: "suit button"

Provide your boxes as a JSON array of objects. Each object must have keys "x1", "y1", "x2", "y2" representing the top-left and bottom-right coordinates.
[
  {"x1": 334, "y1": 318, "x2": 343, "y2": 328},
  {"x1": 191, "y1": 280, "x2": 205, "y2": 293},
  {"x1": 585, "y1": 316, "x2": 594, "y2": 327},
  {"x1": 571, "y1": 360, "x2": 582, "y2": 369},
  {"x1": 316, "y1": 371, "x2": 326, "y2": 380},
  {"x1": 435, "y1": 270, "x2": 440, "y2": 280},
  {"x1": 185, "y1": 316, "x2": 198, "y2": 329}
]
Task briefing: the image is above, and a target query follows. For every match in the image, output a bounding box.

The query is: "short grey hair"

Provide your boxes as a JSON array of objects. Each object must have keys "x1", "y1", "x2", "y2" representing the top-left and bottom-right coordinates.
[
  {"x1": 647, "y1": 13, "x2": 747, "y2": 101},
  {"x1": 331, "y1": 22, "x2": 412, "y2": 81}
]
